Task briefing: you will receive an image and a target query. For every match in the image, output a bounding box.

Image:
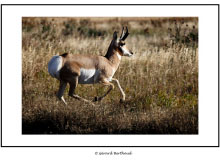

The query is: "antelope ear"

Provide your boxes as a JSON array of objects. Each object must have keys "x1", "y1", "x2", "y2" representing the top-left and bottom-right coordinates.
[{"x1": 113, "y1": 31, "x2": 117, "y2": 40}]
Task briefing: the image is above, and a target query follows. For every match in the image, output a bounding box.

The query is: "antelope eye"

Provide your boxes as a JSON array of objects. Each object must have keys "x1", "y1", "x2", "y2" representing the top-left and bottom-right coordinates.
[{"x1": 120, "y1": 42, "x2": 125, "y2": 46}]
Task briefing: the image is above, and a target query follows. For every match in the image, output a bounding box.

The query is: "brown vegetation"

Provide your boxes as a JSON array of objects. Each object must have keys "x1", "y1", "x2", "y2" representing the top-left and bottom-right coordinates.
[{"x1": 22, "y1": 17, "x2": 198, "y2": 134}]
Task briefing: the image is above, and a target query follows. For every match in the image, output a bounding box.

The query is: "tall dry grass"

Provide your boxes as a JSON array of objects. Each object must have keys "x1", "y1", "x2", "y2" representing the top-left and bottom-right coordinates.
[{"x1": 22, "y1": 17, "x2": 198, "y2": 134}]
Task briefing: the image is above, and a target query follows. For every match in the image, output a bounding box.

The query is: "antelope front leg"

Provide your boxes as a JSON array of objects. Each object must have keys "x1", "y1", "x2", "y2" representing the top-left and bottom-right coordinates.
[
  {"x1": 93, "y1": 80, "x2": 114, "y2": 102},
  {"x1": 112, "y1": 78, "x2": 126, "y2": 102},
  {"x1": 71, "y1": 94, "x2": 94, "y2": 105}
]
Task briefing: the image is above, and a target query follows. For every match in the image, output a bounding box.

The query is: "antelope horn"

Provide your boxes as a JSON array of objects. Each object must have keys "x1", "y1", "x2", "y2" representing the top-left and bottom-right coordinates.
[
  {"x1": 120, "y1": 27, "x2": 125, "y2": 40},
  {"x1": 120, "y1": 26, "x2": 129, "y2": 41}
]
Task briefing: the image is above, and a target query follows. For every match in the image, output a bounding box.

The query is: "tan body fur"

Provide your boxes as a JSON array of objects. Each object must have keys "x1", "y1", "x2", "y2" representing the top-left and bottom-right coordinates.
[{"x1": 60, "y1": 53, "x2": 120, "y2": 82}]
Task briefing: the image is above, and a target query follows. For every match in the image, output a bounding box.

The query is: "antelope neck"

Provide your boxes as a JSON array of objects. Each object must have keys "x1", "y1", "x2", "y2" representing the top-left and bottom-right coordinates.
[
  {"x1": 104, "y1": 40, "x2": 122, "y2": 70},
  {"x1": 106, "y1": 49, "x2": 121, "y2": 69}
]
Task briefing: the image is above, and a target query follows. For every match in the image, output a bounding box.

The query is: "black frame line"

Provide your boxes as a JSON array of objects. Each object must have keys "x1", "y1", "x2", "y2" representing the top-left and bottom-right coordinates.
[
  {"x1": 1, "y1": 4, "x2": 2, "y2": 148},
  {"x1": 1, "y1": 4, "x2": 219, "y2": 147},
  {"x1": 0, "y1": 4, "x2": 219, "y2": 5},
  {"x1": 218, "y1": 2, "x2": 220, "y2": 148}
]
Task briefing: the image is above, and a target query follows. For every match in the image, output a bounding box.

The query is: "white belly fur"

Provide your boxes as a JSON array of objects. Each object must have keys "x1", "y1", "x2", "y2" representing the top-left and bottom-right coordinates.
[
  {"x1": 78, "y1": 68, "x2": 101, "y2": 84},
  {"x1": 48, "y1": 55, "x2": 62, "y2": 79}
]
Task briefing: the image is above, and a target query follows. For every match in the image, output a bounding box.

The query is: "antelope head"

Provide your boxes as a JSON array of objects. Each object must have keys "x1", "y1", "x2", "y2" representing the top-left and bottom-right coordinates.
[{"x1": 112, "y1": 27, "x2": 134, "y2": 57}]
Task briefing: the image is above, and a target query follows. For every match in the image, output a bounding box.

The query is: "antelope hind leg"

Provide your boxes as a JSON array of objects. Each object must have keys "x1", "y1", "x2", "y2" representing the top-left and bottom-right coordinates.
[
  {"x1": 68, "y1": 76, "x2": 95, "y2": 106},
  {"x1": 57, "y1": 80, "x2": 68, "y2": 105}
]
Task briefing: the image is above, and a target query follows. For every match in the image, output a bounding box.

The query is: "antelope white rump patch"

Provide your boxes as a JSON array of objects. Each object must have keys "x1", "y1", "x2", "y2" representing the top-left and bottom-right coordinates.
[{"x1": 48, "y1": 55, "x2": 63, "y2": 79}]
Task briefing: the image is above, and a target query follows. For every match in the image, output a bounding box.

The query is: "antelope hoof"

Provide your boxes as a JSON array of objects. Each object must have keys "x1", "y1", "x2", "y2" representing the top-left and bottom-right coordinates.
[
  {"x1": 92, "y1": 96, "x2": 98, "y2": 102},
  {"x1": 120, "y1": 98, "x2": 125, "y2": 103},
  {"x1": 93, "y1": 96, "x2": 102, "y2": 102}
]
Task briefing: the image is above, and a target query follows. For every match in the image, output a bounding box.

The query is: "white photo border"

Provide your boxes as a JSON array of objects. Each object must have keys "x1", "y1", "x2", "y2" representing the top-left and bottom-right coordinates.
[{"x1": 1, "y1": 4, "x2": 219, "y2": 147}]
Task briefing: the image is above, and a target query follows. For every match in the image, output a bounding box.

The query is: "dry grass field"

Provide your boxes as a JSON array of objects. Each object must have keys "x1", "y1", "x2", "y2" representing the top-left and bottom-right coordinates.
[{"x1": 22, "y1": 17, "x2": 198, "y2": 134}]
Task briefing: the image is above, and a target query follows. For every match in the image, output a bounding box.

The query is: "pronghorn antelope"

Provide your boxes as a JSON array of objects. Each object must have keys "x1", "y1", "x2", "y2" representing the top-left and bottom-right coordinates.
[{"x1": 48, "y1": 27, "x2": 133, "y2": 105}]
